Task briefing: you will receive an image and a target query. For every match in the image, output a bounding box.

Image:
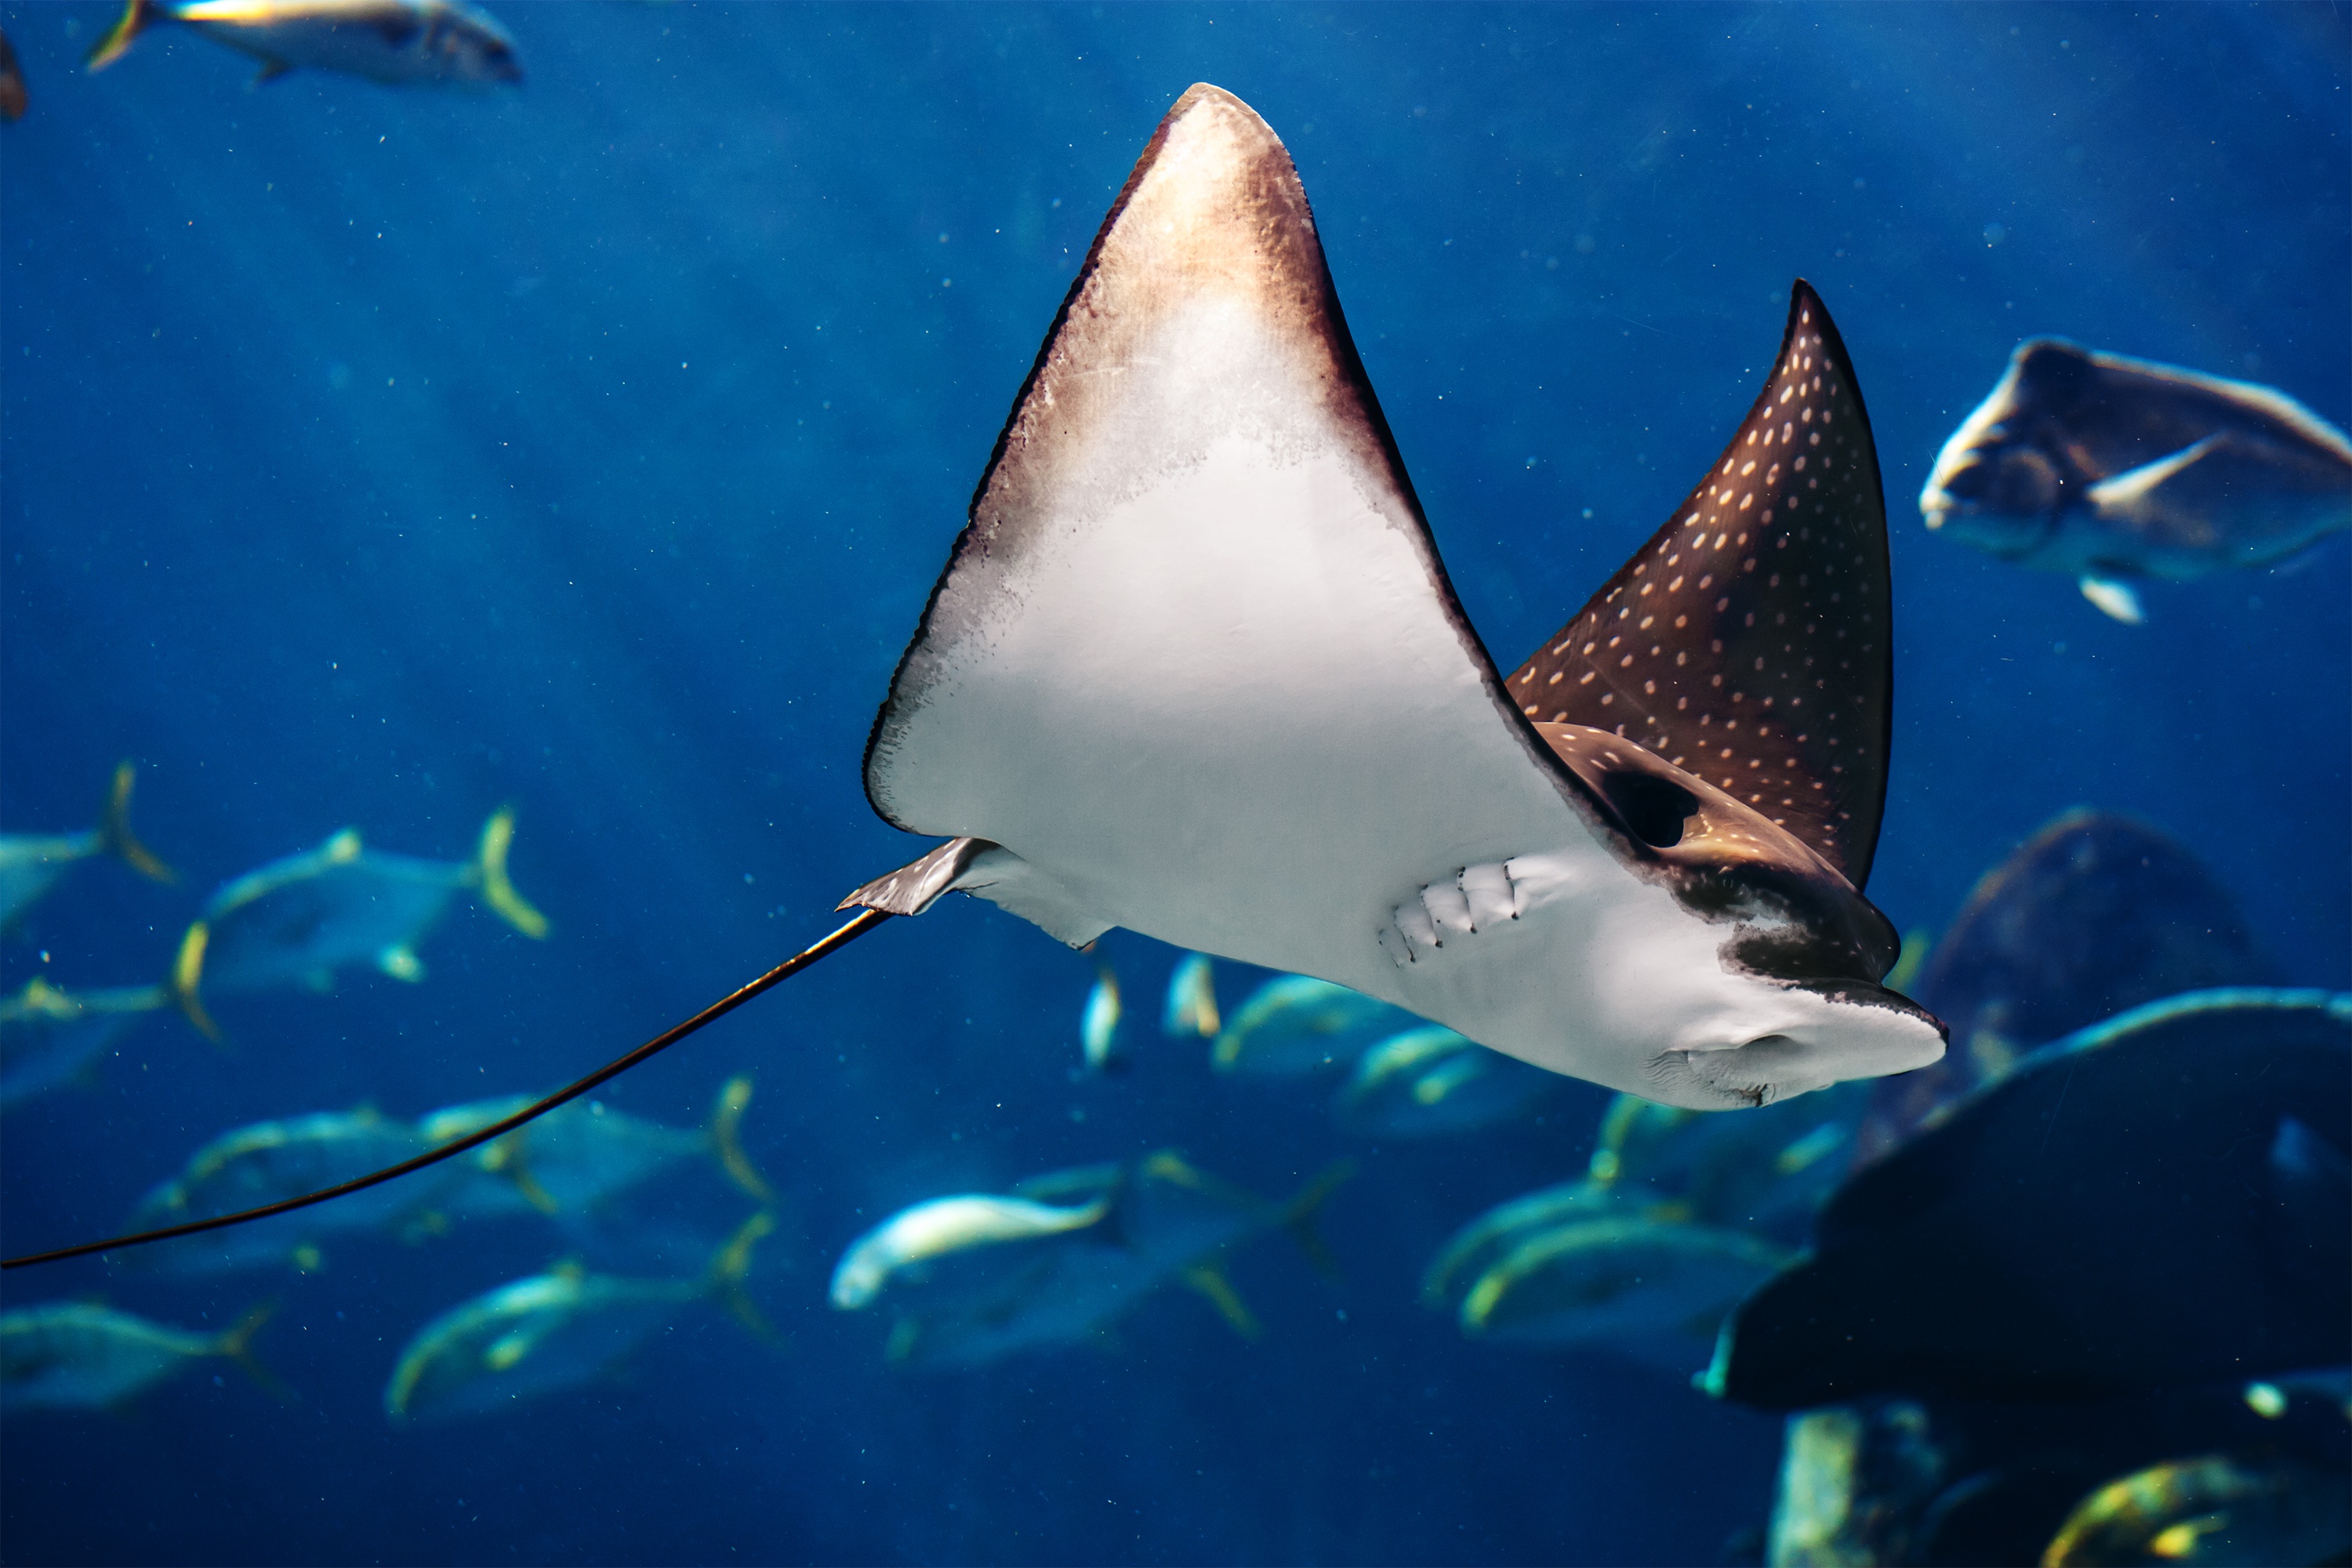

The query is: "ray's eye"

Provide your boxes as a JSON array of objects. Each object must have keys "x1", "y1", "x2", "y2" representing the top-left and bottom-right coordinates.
[{"x1": 1602, "y1": 771, "x2": 1700, "y2": 849}]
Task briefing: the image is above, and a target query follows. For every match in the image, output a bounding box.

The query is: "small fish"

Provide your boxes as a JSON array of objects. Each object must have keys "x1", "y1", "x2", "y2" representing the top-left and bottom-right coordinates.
[
  {"x1": 1, "y1": 1300, "x2": 280, "y2": 1411},
  {"x1": 0, "y1": 978, "x2": 166, "y2": 1111},
  {"x1": 2042, "y1": 1454, "x2": 2350, "y2": 1567},
  {"x1": 119, "y1": 1107, "x2": 429, "y2": 1274},
  {"x1": 0, "y1": 763, "x2": 174, "y2": 933},
  {"x1": 412, "y1": 1075, "x2": 772, "y2": 1228},
  {"x1": 170, "y1": 806, "x2": 546, "y2": 1040},
  {"x1": 1336, "y1": 1025, "x2": 1566, "y2": 1139},
  {"x1": 1854, "y1": 809, "x2": 2274, "y2": 1165},
  {"x1": 1080, "y1": 965, "x2": 1124, "y2": 1074},
  {"x1": 1420, "y1": 1180, "x2": 1646, "y2": 1312},
  {"x1": 1586, "y1": 1078, "x2": 1871, "y2": 1243},
  {"x1": 1210, "y1": 975, "x2": 1415, "y2": 1076},
  {"x1": 0, "y1": 27, "x2": 27, "y2": 121},
  {"x1": 1455, "y1": 1215, "x2": 1792, "y2": 1367},
  {"x1": 88, "y1": 0, "x2": 521, "y2": 89},
  {"x1": 1921, "y1": 338, "x2": 2352, "y2": 622},
  {"x1": 1160, "y1": 953, "x2": 1220, "y2": 1038},
  {"x1": 828, "y1": 1189, "x2": 1116, "y2": 1312},
  {"x1": 834, "y1": 1152, "x2": 1348, "y2": 1368},
  {"x1": 383, "y1": 1211, "x2": 772, "y2": 1423}
]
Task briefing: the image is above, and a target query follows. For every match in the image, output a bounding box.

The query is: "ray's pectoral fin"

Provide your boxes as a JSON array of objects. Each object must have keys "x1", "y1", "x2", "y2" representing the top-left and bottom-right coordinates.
[
  {"x1": 839, "y1": 838, "x2": 1115, "y2": 949},
  {"x1": 1506, "y1": 281, "x2": 1895, "y2": 891}
]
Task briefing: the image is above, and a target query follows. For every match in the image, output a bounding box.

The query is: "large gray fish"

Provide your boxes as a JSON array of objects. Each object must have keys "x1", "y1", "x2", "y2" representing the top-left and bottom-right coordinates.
[
  {"x1": 837, "y1": 85, "x2": 1944, "y2": 1112},
  {"x1": 382, "y1": 1212, "x2": 771, "y2": 1423},
  {"x1": 170, "y1": 807, "x2": 546, "y2": 1040},
  {"x1": 1854, "y1": 809, "x2": 2273, "y2": 1164},
  {"x1": 1920, "y1": 339, "x2": 2352, "y2": 622},
  {"x1": 87, "y1": 0, "x2": 520, "y2": 87},
  {"x1": 0, "y1": 978, "x2": 166, "y2": 1111},
  {"x1": 1, "y1": 1301, "x2": 280, "y2": 1412},
  {"x1": 0, "y1": 763, "x2": 174, "y2": 933},
  {"x1": 1707, "y1": 989, "x2": 2350, "y2": 1409}
]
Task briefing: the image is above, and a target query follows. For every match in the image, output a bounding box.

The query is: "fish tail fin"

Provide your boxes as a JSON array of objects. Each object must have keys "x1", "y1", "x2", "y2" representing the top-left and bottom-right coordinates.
[
  {"x1": 100, "y1": 762, "x2": 175, "y2": 884},
  {"x1": 707, "y1": 1075, "x2": 775, "y2": 1203},
  {"x1": 212, "y1": 1299, "x2": 296, "y2": 1403},
  {"x1": 1181, "y1": 1259, "x2": 1262, "y2": 1341},
  {"x1": 706, "y1": 1210, "x2": 779, "y2": 1343},
  {"x1": 1278, "y1": 1159, "x2": 1356, "y2": 1283},
  {"x1": 472, "y1": 807, "x2": 549, "y2": 938},
  {"x1": 87, "y1": 0, "x2": 160, "y2": 71},
  {"x1": 169, "y1": 921, "x2": 227, "y2": 1045},
  {"x1": 484, "y1": 1133, "x2": 559, "y2": 1214}
]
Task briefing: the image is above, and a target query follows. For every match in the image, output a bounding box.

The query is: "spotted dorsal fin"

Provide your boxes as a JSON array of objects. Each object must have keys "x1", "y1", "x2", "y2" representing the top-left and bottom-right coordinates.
[{"x1": 1506, "y1": 281, "x2": 1893, "y2": 887}]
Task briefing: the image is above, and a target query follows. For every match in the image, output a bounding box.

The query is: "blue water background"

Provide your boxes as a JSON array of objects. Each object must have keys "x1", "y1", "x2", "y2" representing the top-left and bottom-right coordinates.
[{"x1": 2, "y1": 5, "x2": 2346, "y2": 1563}]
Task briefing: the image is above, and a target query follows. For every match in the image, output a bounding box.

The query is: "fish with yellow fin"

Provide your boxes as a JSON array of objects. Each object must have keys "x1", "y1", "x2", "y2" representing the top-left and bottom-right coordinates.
[
  {"x1": 408, "y1": 1074, "x2": 771, "y2": 1228},
  {"x1": 0, "y1": 978, "x2": 168, "y2": 1111},
  {"x1": 0, "y1": 763, "x2": 174, "y2": 933},
  {"x1": 1337, "y1": 1024, "x2": 1567, "y2": 1139},
  {"x1": 1210, "y1": 975, "x2": 1416, "y2": 1077},
  {"x1": 832, "y1": 1152, "x2": 1350, "y2": 1368},
  {"x1": 2, "y1": 1300, "x2": 283, "y2": 1412},
  {"x1": 169, "y1": 806, "x2": 546, "y2": 1040},
  {"x1": 383, "y1": 1211, "x2": 773, "y2": 1424},
  {"x1": 87, "y1": 0, "x2": 521, "y2": 88},
  {"x1": 119, "y1": 1107, "x2": 429, "y2": 1274},
  {"x1": 1160, "y1": 953, "x2": 1220, "y2": 1038}
]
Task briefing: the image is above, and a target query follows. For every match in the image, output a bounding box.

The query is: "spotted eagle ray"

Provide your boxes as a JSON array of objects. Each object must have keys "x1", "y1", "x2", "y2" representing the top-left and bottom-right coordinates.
[{"x1": 3, "y1": 83, "x2": 1942, "y2": 1272}]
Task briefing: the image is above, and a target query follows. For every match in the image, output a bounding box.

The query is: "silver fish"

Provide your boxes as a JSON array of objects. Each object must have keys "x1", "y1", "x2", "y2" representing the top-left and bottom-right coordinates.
[
  {"x1": 1210, "y1": 975, "x2": 1416, "y2": 1077},
  {"x1": 834, "y1": 1152, "x2": 1348, "y2": 1368},
  {"x1": 1, "y1": 1301, "x2": 280, "y2": 1411},
  {"x1": 1586, "y1": 1078, "x2": 1870, "y2": 1242},
  {"x1": 88, "y1": 0, "x2": 521, "y2": 88},
  {"x1": 0, "y1": 762, "x2": 173, "y2": 933},
  {"x1": 1080, "y1": 965, "x2": 1125, "y2": 1074},
  {"x1": 1921, "y1": 339, "x2": 2352, "y2": 622},
  {"x1": 411, "y1": 1075, "x2": 771, "y2": 1229},
  {"x1": 0, "y1": 978, "x2": 166, "y2": 1111},
  {"x1": 1455, "y1": 1214, "x2": 1792, "y2": 1366},
  {"x1": 121, "y1": 1107, "x2": 428, "y2": 1274},
  {"x1": 382, "y1": 1211, "x2": 771, "y2": 1423},
  {"x1": 170, "y1": 807, "x2": 546, "y2": 1040},
  {"x1": 1336, "y1": 1024, "x2": 1566, "y2": 1139},
  {"x1": 1160, "y1": 953, "x2": 1221, "y2": 1038}
]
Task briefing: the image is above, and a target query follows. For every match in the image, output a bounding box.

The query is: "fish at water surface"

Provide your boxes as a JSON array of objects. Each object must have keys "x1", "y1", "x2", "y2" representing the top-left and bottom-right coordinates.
[
  {"x1": 87, "y1": 0, "x2": 521, "y2": 87},
  {"x1": 1920, "y1": 338, "x2": 2352, "y2": 622}
]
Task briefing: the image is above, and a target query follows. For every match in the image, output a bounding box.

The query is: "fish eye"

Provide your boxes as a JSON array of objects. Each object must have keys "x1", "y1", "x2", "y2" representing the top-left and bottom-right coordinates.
[{"x1": 1600, "y1": 770, "x2": 1700, "y2": 849}]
